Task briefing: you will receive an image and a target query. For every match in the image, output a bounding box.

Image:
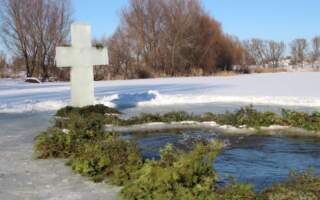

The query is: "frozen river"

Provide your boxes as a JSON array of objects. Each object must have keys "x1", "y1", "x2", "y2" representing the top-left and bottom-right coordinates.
[
  {"x1": 1, "y1": 72, "x2": 320, "y2": 113},
  {"x1": 1, "y1": 73, "x2": 320, "y2": 199}
]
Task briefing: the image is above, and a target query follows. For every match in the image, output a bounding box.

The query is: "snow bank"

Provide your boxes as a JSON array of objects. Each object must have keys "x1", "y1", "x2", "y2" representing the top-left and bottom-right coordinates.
[
  {"x1": 25, "y1": 77, "x2": 41, "y2": 84},
  {"x1": 134, "y1": 91, "x2": 320, "y2": 107},
  {"x1": 1, "y1": 72, "x2": 320, "y2": 113},
  {"x1": 104, "y1": 121, "x2": 320, "y2": 137},
  {"x1": 0, "y1": 100, "x2": 67, "y2": 113},
  {"x1": 104, "y1": 121, "x2": 254, "y2": 134}
]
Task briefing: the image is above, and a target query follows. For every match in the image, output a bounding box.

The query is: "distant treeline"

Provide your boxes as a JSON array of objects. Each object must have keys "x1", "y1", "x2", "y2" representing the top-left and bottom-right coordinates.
[
  {"x1": 0, "y1": 0, "x2": 319, "y2": 81},
  {"x1": 103, "y1": 0, "x2": 320, "y2": 79}
]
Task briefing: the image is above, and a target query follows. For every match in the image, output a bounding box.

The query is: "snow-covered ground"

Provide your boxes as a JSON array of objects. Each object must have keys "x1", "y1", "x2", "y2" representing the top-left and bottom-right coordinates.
[{"x1": 1, "y1": 72, "x2": 320, "y2": 113}]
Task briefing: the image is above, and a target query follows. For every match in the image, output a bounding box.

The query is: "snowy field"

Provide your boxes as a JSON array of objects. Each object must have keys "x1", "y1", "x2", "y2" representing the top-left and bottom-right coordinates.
[{"x1": 1, "y1": 72, "x2": 320, "y2": 113}]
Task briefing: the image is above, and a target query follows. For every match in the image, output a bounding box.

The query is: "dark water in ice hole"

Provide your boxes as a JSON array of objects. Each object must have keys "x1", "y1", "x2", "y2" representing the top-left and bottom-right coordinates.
[
  {"x1": 122, "y1": 130, "x2": 320, "y2": 192},
  {"x1": 1, "y1": 103, "x2": 320, "y2": 192}
]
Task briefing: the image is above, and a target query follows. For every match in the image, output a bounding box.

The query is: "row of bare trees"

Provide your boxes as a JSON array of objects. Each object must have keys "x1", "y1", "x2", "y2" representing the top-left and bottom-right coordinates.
[
  {"x1": 106, "y1": 0, "x2": 246, "y2": 79},
  {"x1": 243, "y1": 39, "x2": 286, "y2": 68},
  {"x1": 0, "y1": 0, "x2": 319, "y2": 81},
  {"x1": 0, "y1": 0, "x2": 72, "y2": 81},
  {"x1": 291, "y1": 37, "x2": 320, "y2": 67},
  {"x1": 243, "y1": 36, "x2": 320, "y2": 69}
]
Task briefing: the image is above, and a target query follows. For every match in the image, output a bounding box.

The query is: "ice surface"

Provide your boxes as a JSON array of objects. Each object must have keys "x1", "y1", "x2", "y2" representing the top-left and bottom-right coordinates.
[
  {"x1": 0, "y1": 113, "x2": 120, "y2": 200},
  {"x1": 1, "y1": 72, "x2": 320, "y2": 113}
]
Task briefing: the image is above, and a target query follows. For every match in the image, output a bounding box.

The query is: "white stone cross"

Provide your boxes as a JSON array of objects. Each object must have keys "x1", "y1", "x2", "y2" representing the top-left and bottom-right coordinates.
[{"x1": 56, "y1": 22, "x2": 108, "y2": 107}]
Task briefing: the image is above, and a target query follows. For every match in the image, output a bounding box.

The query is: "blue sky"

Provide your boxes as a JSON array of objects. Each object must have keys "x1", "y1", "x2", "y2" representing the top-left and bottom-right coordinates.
[{"x1": 73, "y1": 0, "x2": 320, "y2": 43}]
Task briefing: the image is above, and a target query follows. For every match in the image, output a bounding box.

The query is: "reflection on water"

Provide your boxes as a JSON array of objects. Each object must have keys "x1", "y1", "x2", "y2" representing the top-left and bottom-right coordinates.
[{"x1": 125, "y1": 130, "x2": 320, "y2": 192}]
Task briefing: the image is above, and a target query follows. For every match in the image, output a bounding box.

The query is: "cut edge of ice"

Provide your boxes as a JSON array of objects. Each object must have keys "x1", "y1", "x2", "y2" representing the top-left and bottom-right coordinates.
[{"x1": 104, "y1": 121, "x2": 320, "y2": 137}]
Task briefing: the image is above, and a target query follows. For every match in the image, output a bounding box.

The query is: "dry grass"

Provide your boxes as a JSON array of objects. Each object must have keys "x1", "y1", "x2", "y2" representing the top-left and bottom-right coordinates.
[
  {"x1": 213, "y1": 70, "x2": 239, "y2": 77},
  {"x1": 251, "y1": 67, "x2": 288, "y2": 74},
  {"x1": 302, "y1": 67, "x2": 320, "y2": 72},
  {"x1": 0, "y1": 72, "x2": 21, "y2": 79}
]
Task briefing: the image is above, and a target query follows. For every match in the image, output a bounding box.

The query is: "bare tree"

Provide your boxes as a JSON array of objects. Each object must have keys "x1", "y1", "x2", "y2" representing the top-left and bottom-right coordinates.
[
  {"x1": 291, "y1": 38, "x2": 308, "y2": 67},
  {"x1": 241, "y1": 41, "x2": 255, "y2": 67},
  {"x1": 106, "y1": 28, "x2": 134, "y2": 79},
  {"x1": 10, "y1": 55, "x2": 24, "y2": 76},
  {"x1": 121, "y1": 0, "x2": 165, "y2": 74},
  {"x1": 1, "y1": 0, "x2": 32, "y2": 77},
  {"x1": 243, "y1": 39, "x2": 267, "y2": 67},
  {"x1": 0, "y1": 0, "x2": 72, "y2": 80},
  {"x1": 0, "y1": 51, "x2": 6, "y2": 76},
  {"x1": 265, "y1": 40, "x2": 286, "y2": 68},
  {"x1": 310, "y1": 36, "x2": 320, "y2": 68},
  {"x1": 161, "y1": 0, "x2": 209, "y2": 74}
]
